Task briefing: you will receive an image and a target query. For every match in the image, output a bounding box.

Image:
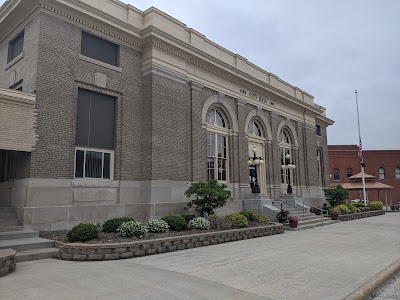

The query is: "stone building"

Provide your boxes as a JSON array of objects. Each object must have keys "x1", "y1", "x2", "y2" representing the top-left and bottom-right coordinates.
[{"x1": 0, "y1": 0, "x2": 333, "y2": 230}]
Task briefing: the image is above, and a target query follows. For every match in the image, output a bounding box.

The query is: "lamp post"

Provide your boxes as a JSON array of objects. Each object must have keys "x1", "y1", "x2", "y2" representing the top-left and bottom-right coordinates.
[
  {"x1": 247, "y1": 147, "x2": 264, "y2": 194},
  {"x1": 281, "y1": 153, "x2": 296, "y2": 195}
]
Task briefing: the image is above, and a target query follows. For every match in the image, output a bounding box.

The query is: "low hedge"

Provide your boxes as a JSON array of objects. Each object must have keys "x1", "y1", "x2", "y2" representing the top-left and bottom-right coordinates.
[
  {"x1": 102, "y1": 217, "x2": 135, "y2": 233},
  {"x1": 161, "y1": 215, "x2": 188, "y2": 231},
  {"x1": 67, "y1": 223, "x2": 98, "y2": 243}
]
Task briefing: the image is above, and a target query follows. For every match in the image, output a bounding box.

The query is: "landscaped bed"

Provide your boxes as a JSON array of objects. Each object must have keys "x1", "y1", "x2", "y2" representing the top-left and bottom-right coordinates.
[
  {"x1": 40, "y1": 221, "x2": 273, "y2": 244},
  {"x1": 41, "y1": 205, "x2": 285, "y2": 261},
  {"x1": 52, "y1": 223, "x2": 284, "y2": 261}
]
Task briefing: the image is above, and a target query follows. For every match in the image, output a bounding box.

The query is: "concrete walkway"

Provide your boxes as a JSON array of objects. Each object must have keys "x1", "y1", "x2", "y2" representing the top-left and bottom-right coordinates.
[{"x1": 0, "y1": 214, "x2": 399, "y2": 300}]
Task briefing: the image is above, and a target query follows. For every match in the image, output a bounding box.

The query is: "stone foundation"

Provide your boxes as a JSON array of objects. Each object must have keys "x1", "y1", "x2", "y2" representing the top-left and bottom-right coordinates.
[
  {"x1": 55, "y1": 223, "x2": 284, "y2": 261},
  {"x1": 0, "y1": 249, "x2": 16, "y2": 277}
]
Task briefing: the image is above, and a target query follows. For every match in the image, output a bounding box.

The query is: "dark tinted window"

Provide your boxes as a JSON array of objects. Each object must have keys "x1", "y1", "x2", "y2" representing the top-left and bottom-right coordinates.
[
  {"x1": 8, "y1": 31, "x2": 24, "y2": 63},
  {"x1": 333, "y1": 168, "x2": 340, "y2": 180},
  {"x1": 81, "y1": 31, "x2": 119, "y2": 66},
  {"x1": 316, "y1": 125, "x2": 321, "y2": 136},
  {"x1": 76, "y1": 89, "x2": 116, "y2": 149}
]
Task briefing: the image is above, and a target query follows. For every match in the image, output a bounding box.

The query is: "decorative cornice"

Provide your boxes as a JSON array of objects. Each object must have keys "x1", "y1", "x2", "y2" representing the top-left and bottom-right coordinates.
[
  {"x1": 190, "y1": 81, "x2": 204, "y2": 91},
  {"x1": 39, "y1": 1, "x2": 143, "y2": 50},
  {"x1": 142, "y1": 64, "x2": 190, "y2": 85}
]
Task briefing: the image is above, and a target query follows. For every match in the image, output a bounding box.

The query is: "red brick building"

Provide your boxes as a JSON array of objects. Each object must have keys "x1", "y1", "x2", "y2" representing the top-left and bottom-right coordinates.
[{"x1": 328, "y1": 145, "x2": 400, "y2": 206}]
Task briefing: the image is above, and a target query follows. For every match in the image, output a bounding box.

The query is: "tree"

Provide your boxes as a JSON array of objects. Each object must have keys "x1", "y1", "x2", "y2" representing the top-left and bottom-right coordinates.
[
  {"x1": 323, "y1": 185, "x2": 349, "y2": 207},
  {"x1": 184, "y1": 180, "x2": 231, "y2": 216}
]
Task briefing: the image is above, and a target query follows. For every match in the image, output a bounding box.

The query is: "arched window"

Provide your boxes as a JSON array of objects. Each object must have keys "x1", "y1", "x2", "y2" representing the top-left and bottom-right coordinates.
[
  {"x1": 207, "y1": 109, "x2": 228, "y2": 182},
  {"x1": 379, "y1": 167, "x2": 385, "y2": 180},
  {"x1": 396, "y1": 167, "x2": 400, "y2": 180},
  {"x1": 346, "y1": 168, "x2": 353, "y2": 178},
  {"x1": 247, "y1": 120, "x2": 262, "y2": 137},
  {"x1": 279, "y1": 129, "x2": 294, "y2": 185},
  {"x1": 333, "y1": 168, "x2": 340, "y2": 181}
]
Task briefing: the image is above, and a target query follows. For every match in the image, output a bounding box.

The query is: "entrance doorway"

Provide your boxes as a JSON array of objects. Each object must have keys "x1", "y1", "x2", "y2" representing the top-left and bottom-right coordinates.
[{"x1": 248, "y1": 142, "x2": 267, "y2": 196}]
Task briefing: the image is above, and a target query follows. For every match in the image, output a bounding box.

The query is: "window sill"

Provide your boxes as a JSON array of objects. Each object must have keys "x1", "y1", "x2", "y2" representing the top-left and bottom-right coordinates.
[
  {"x1": 6, "y1": 52, "x2": 24, "y2": 70},
  {"x1": 78, "y1": 54, "x2": 122, "y2": 72}
]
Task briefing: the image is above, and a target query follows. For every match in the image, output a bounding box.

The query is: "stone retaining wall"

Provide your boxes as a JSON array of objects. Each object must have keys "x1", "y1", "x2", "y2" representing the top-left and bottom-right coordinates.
[
  {"x1": 0, "y1": 249, "x2": 16, "y2": 277},
  {"x1": 55, "y1": 223, "x2": 284, "y2": 261},
  {"x1": 339, "y1": 210, "x2": 385, "y2": 221}
]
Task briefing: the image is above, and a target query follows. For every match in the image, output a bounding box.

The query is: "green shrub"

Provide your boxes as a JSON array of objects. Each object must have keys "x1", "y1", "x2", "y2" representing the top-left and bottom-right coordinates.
[
  {"x1": 188, "y1": 217, "x2": 210, "y2": 230},
  {"x1": 335, "y1": 204, "x2": 351, "y2": 215},
  {"x1": 346, "y1": 203, "x2": 357, "y2": 214},
  {"x1": 329, "y1": 208, "x2": 341, "y2": 216},
  {"x1": 208, "y1": 215, "x2": 232, "y2": 230},
  {"x1": 146, "y1": 220, "x2": 169, "y2": 233},
  {"x1": 161, "y1": 215, "x2": 188, "y2": 231},
  {"x1": 67, "y1": 223, "x2": 98, "y2": 243},
  {"x1": 117, "y1": 221, "x2": 148, "y2": 238},
  {"x1": 369, "y1": 201, "x2": 383, "y2": 211},
  {"x1": 240, "y1": 210, "x2": 269, "y2": 223},
  {"x1": 102, "y1": 217, "x2": 135, "y2": 233},
  {"x1": 227, "y1": 213, "x2": 248, "y2": 228},
  {"x1": 181, "y1": 214, "x2": 197, "y2": 224},
  {"x1": 185, "y1": 180, "x2": 231, "y2": 216},
  {"x1": 352, "y1": 202, "x2": 366, "y2": 208}
]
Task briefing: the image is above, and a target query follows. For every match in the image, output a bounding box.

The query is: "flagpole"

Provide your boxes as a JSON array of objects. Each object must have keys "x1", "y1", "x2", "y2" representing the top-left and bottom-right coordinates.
[{"x1": 355, "y1": 90, "x2": 367, "y2": 205}]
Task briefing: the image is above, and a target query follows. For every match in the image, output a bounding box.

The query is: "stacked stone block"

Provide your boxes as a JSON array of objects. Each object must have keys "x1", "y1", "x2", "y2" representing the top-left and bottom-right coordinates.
[{"x1": 56, "y1": 223, "x2": 284, "y2": 261}]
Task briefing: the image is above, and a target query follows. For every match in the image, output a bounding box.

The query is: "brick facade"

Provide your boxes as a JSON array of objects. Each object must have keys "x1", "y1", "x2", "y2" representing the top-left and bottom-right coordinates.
[
  {"x1": 0, "y1": 0, "x2": 334, "y2": 229},
  {"x1": 328, "y1": 145, "x2": 400, "y2": 205}
]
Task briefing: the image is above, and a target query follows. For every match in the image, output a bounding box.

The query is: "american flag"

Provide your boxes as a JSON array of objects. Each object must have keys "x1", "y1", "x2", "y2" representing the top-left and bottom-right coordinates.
[{"x1": 358, "y1": 140, "x2": 363, "y2": 160}]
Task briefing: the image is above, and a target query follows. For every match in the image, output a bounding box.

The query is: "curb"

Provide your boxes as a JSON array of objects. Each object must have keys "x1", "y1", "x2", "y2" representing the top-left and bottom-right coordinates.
[{"x1": 343, "y1": 258, "x2": 400, "y2": 300}]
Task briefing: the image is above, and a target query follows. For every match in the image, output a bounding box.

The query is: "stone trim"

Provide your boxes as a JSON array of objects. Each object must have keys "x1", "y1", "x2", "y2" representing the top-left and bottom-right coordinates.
[
  {"x1": 78, "y1": 54, "x2": 122, "y2": 72},
  {"x1": 55, "y1": 223, "x2": 284, "y2": 261},
  {"x1": 0, "y1": 249, "x2": 16, "y2": 278},
  {"x1": 338, "y1": 210, "x2": 385, "y2": 221}
]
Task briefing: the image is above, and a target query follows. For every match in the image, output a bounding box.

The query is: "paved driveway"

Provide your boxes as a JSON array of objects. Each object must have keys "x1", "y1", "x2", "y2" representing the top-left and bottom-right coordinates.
[{"x1": 1, "y1": 214, "x2": 399, "y2": 300}]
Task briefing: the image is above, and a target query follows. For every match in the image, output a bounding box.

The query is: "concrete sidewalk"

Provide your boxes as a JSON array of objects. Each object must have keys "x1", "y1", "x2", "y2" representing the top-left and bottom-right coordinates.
[{"x1": 0, "y1": 214, "x2": 399, "y2": 300}]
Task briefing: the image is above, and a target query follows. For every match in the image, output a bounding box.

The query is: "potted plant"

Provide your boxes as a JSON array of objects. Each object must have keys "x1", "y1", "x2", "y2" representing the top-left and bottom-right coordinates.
[
  {"x1": 329, "y1": 208, "x2": 340, "y2": 220},
  {"x1": 288, "y1": 215, "x2": 301, "y2": 228},
  {"x1": 276, "y1": 210, "x2": 289, "y2": 224},
  {"x1": 315, "y1": 207, "x2": 322, "y2": 215}
]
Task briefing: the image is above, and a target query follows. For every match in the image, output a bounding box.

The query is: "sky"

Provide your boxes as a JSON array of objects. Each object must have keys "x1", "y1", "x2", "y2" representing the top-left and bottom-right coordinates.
[{"x1": 2, "y1": 0, "x2": 399, "y2": 149}]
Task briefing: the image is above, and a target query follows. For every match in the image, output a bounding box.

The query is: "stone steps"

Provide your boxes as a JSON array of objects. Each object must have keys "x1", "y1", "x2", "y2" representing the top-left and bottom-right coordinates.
[
  {"x1": 15, "y1": 248, "x2": 58, "y2": 263},
  {"x1": 285, "y1": 219, "x2": 339, "y2": 231},
  {"x1": 0, "y1": 207, "x2": 15, "y2": 213},
  {"x1": 0, "y1": 212, "x2": 17, "y2": 219},
  {"x1": 0, "y1": 238, "x2": 55, "y2": 251},
  {"x1": 0, "y1": 219, "x2": 20, "y2": 226},
  {"x1": 0, "y1": 226, "x2": 23, "y2": 232},
  {"x1": 0, "y1": 230, "x2": 39, "y2": 241}
]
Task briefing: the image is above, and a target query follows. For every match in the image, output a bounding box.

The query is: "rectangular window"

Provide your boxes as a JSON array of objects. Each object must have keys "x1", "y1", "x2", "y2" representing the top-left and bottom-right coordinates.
[
  {"x1": 81, "y1": 31, "x2": 119, "y2": 67},
  {"x1": 76, "y1": 88, "x2": 116, "y2": 149},
  {"x1": 75, "y1": 149, "x2": 112, "y2": 179},
  {"x1": 316, "y1": 125, "x2": 322, "y2": 136},
  {"x1": 8, "y1": 31, "x2": 24, "y2": 63}
]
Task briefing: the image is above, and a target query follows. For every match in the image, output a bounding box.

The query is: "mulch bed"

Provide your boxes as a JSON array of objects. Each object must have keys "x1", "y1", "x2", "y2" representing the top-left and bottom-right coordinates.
[{"x1": 40, "y1": 222, "x2": 271, "y2": 244}]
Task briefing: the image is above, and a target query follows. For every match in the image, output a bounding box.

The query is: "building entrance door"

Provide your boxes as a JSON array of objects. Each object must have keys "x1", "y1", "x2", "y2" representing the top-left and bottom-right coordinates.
[{"x1": 248, "y1": 142, "x2": 267, "y2": 196}]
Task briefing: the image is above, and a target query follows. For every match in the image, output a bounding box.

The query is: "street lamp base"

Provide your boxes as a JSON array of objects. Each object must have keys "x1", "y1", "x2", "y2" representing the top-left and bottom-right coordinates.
[
  {"x1": 252, "y1": 183, "x2": 261, "y2": 194},
  {"x1": 287, "y1": 185, "x2": 293, "y2": 194}
]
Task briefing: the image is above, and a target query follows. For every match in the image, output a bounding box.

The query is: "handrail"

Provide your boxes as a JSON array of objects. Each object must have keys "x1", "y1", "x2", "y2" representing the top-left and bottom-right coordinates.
[
  {"x1": 275, "y1": 197, "x2": 329, "y2": 225},
  {"x1": 295, "y1": 199, "x2": 330, "y2": 224},
  {"x1": 274, "y1": 197, "x2": 305, "y2": 218}
]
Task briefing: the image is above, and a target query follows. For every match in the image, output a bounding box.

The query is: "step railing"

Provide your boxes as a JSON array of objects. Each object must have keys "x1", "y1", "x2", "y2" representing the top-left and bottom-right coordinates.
[{"x1": 274, "y1": 197, "x2": 329, "y2": 225}]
